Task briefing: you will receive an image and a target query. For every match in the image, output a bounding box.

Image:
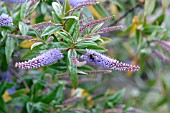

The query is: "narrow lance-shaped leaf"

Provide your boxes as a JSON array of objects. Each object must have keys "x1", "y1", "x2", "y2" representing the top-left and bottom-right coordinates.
[
  {"x1": 67, "y1": 49, "x2": 78, "y2": 88},
  {"x1": 20, "y1": 3, "x2": 27, "y2": 20},
  {"x1": 52, "y1": 2, "x2": 62, "y2": 16},
  {"x1": 144, "y1": 0, "x2": 155, "y2": 16},
  {"x1": 41, "y1": 26, "x2": 63, "y2": 37},
  {"x1": 19, "y1": 22, "x2": 29, "y2": 36},
  {"x1": 5, "y1": 37, "x2": 15, "y2": 64}
]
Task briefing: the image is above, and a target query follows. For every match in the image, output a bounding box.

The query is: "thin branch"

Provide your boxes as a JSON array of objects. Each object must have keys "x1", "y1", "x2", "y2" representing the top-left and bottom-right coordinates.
[{"x1": 110, "y1": 0, "x2": 144, "y2": 26}]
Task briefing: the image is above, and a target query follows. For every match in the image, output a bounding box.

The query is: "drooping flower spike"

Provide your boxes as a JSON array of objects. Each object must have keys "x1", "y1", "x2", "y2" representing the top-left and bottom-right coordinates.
[
  {"x1": 81, "y1": 49, "x2": 140, "y2": 72},
  {"x1": 32, "y1": 22, "x2": 62, "y2": 32},
  {"x1": 94, "y1": 25, "x2": 123, "y2": 35},
  {"x1": 9, "y1": 34, "x2": 33, "y2": 40},
  {"x1": 0, "y1": 13, "x2": 12, "y2": 26},
  {"x1": 15, "y1": 48, "x2": 64, "y2": 69}
]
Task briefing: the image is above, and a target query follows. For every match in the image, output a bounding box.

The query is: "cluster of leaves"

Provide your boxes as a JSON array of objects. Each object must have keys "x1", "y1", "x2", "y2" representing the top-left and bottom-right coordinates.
[{"x1": 0, "y1": 0, "x2": 170, "y2": 113}]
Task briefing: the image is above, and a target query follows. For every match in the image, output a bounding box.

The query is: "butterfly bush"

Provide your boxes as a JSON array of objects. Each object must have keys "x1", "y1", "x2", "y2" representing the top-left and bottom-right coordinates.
[{"x1": 0, "y1": 13, "x2": 12, "y2": 26}]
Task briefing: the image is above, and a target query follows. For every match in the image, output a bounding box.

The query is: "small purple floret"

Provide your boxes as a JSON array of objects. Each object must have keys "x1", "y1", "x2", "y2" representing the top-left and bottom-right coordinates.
[
  {"x1": 15, "y1": 48, "x2": 64, "y2": 69},
  {"x1": 0, "y1": 13, "x2": 13, "y2": 26}
]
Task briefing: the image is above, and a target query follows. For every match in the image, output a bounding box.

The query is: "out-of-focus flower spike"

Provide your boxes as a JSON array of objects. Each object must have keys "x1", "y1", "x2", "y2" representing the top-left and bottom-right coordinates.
[
  {"x1": 81, "y1": 49, "x2": 140, "y2": 72},
  {"x1": 1, "y1": 0, "x2": 28, "y2": 3},
  {"x1": 94, "y1": 25, "x2": 123, "y2": 35},
  {"x1": 62, "y1": 97, "x2": 83, "y2": 105},
  {"x1": 84, "y1": 70, "x2": 112, "y2": 75},
  {"x1": 9, "y1": 34, "x2": 33, "y2": 40},
  {"x1": 152, "y1": 40, "x2": 170, "y2": 53},
  {"x1": 0, "y1": 13, "x2": 12, "y2": 26},
  {"x1": 15, "y1": 48, "x2": 64, "y2": 69},
  {"x1": 32, "y1": 22, "x2": 62, "y2": 32},
  {"x1": 79, "y1": 15, "x2": 114, "y2": 33},
  {"x1": 152, "y1": 49, "x2": 170, "y2": 63},
  {"x1": 67, "y1": 0, "x2": 98, "y2": 14},
  {"x1": 71, "y1": 57, "x2": 87, "y2": 67}
]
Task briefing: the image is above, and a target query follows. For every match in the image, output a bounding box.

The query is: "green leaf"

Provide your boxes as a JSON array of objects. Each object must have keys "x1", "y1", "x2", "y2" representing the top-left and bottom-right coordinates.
[
  {"x1": 109, "y1": 0, "x2": 126, "y2": 12},
  {"x1": 162, "y1": 0, "x2": 170, "y2": 13},
  {"x1": 75, "y1": 43, "x2": 107, "y2": 52},
  {"x1": 0, "y1": 80, "x2": 8, "y2": 96},
  {"x1": 41, "y1": 3, "x2": 47, "y2": 14},
  {"x1": 52, "y1": 11, "x2": 62, "y2": 24},
  {"x1": 10, "y1": 89, "x2": 28, "y2": 98},
  {"x1": 78, "y1": 65, "x2": 93, "y2": 71},
  {"x1": 67, "y1": 49, "x2": 78, "y2": 88},
  {"x1": 26, "y1": 102, "x2": 34, "y2": 113},
  {"x1": 91, "y1": 23, "x2": 104, "y2": 33},
  {"x1": 104, "y1": 89, "x2": 126, "y2": 108},
  {"x1": 5, "y1": 37, "x2": 15, "y2": 64},
  {"x1": 26, "y1": 102, "x2": 48, "y2": 113},
  {"x1": 31, "y1": 42, "x2": 43, "y2": 50},
  {"x1": 26, "y1": 1, "x2": 40, "y2": 17},
  {"x1": 56, "y1": 85, "x2": 64, "y2": 103},
  {"x1": 58, "y1": 32, "x2": 72, "y2": 44},
  {"x1": 41, "y1": 86, "x2": 60, "y2": 103},
  {"x1": 153, "y1": 14, "x2": 165, "y2": 25},
  {"x1": 0, "y1": 97, "x2": 8, "y2": 113},
  {"x1": 52, "y1": 2, "x2": 62, "y2": 16},
  {"x1": 33, "y1": 29, "x2": 42, "y2": 39},
  {"x1": 153, "y1": 97, "x2": 167, "y2": 109},
  {"x1": 93, "y1": 4, "x2": 109, "y2": 17},
  {"x1": 62, "y1": 0, "x2": 71, "y2": 15},
  {"x1": 19, "y1": 22, "x2": 29, "y2": 36},
  {"x1": 135, "y1": 29, "x2": 142, "y2": 50},
  {"x1": 12, "y1": 12, "x2": 20, "y2": 25},
  {"x1": 63, "y1": 16, "x2": 78, "y2": 20},
  {"x1": 41, "y1": 26, "x2": 63, "y2": 37},
  {"x1": 144, "y1": 0, "x2": 156, "y2": 16},
  {"x1": 165, "y1": 14, "x2": 170, "y2": 29},
  {"x1": 21, "y1": 45, "x2": 44, "y2": 60},
  {"x1": 20, "y1": 3, "x2": 27, "y2": 20}
]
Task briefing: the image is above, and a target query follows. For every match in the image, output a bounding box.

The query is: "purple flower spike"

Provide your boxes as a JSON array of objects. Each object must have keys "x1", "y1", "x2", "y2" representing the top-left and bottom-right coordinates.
[
  {"x1": 0, "y1": 13, "x2": 12, "y2": 26},
  {"x1": 81, "y1": 49, "x2": 140, "y2": 72},
  {"x1": 1, "y1": 0, "x2": 28, "y2": 3},
  {"x1": 15, "y1": 48, "x2": 64, "y2": 69},
  {"x1": 61, "y1": 0, "x2": 90, "y2": 7}
]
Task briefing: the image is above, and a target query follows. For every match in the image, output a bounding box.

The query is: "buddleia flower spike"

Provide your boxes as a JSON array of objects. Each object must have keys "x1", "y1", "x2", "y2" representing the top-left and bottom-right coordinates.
[
  {"x1": 0, "y1": 13, "x2": 12, "y2": 26},
  {"x1": 15, "y1": 48, "x2": 64, "y2": 69},
  {"x1": 81, "y1": 49, "x2": 140, "y2": 72}
]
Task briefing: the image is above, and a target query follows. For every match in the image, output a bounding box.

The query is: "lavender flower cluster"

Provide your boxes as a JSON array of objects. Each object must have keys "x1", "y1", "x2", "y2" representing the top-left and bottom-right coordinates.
[
  {"x1": 15, "y1": 48, "x2": 63, "y2": 69},
  {"x1": 81, "y1": 49, "x2": 140, "y2": 72},
  {"x1": 0, "y1": 13, "x2": 12, "y2": 26}
]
